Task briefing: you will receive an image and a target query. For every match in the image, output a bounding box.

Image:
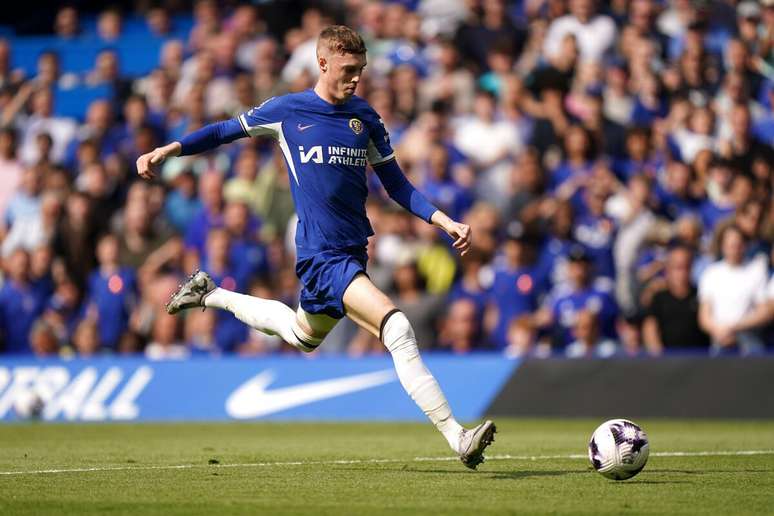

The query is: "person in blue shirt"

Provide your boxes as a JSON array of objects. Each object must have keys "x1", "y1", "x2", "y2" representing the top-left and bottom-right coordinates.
[
  {"x1": 447, "y1": 249, "x2": 489, "y2": 327},
  {"x1": 534, "y1": 201, "x2": 577, "y2": 293},
  {"x1": 199, "y1": 227, "x2": 249, "y2": 353},
  {"x1": 0, "y1": 249, "x2": 49, "y2": 354},
  {"x1": 654, "y1": 161, "x2": 700, "y2": 220},
  {"x1": 136, "y1": 25, "x2": 494, "y2": 468},
  {"x1": 548, "y1": 245, "x2": 619, "y2": 350},
  {"x1": 485, "y1": 223, "x2": 539, "y2": 349},
  {"x1": 85, "y1": 233, "x2": 138, "y2": 350},
  {"x1": 573, "y1": 185, "x2": 617, "y2": 282},
  {"x1": 222, "y1": 201, "x2": 269, "y2": 283}
]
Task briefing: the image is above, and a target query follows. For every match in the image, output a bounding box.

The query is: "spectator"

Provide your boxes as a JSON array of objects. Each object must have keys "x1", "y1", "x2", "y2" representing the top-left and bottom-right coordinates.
[
  {"x1": 390, "y1": 251, "x2": 444, "y2": 349},
  {"x1": 71, "y1": 319, "x2": 102, "y2": 357},
  {"x1": 543, "y1": 0, "x2": 617, "y2": 63},
  {"x1": 17, "y1": 88, "x2": 77, "y2": 166},
  {"x1": 0, "y1": 250, "x2": 48, "y2": 353},
  {"x1": 164, "y1": 171, "x2": 202, "y2": 233},
  {"x1": 504, "y1": 315, "x2": 538, "y2": 359},
  {"x1": 546, "y1": 245, "x2": 619, "y2": 351},
  {"x1": 86, "y1": 233, "x2": 137, "y2": 350},
  {"x1": 43, "y1": 276, "x2": 82, "y2": 345},
  {"x1": 54, "y1": 6, "x2": 80, "y2": 39},
  {"x1": 145, "y1": 313, "x2": 188, "y2": 360},
  {"x1": 184, "y1": 170, "x2": 225, "y2": 269},
  {"x1": 0, "y1": 3, "x2": 771, "y2": 356},
  {"x1": 29, "y1": 319, "x2": 60, "y2": 357},
  {"x1": 437, "y1": 298, "x2": 480, "y2": 354},
  {"x1": 3, "y1": 166, "x2": 42, "y2": 228},
  {"x1": 699, "y1": 225, "x2": 770, "y2": 355},
  {"x1": 453, "y1": 90, "x2": 522, "y2": 201},
  {"x1": 448, "y1": 248, "x2": 489, "y2": 323},
  {"x1": 52, "y1": 191, "x2": 100, "y2": 288},
  {"x1": 565, "y1": 309, "x2": 618, "y2": 358},
  {"x1": 643, "y1": 244, "x2": 710, "y2": 355},
  {"x1": 485, "y1": 223, "x2": 539, "y2": 349},
  {"x1": 2, "y1": 187, "x2": 60, "y2": 258},
  {"x1": 202, "y1": 227, "x2": 249, "y2": 351},
  {"x1": 419, "y1": 38, "x2": 475, "y2": 114},
  {"x1": 454, "y1": 0, "x2": 526, "y2": 73},
  {"x1": 0, "y1": 128, "x2": 24, "y2": 222}
]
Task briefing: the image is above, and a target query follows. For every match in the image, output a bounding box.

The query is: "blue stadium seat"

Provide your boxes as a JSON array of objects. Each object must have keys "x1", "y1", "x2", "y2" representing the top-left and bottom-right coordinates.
[
  {"x1": 114, "y1": 35, "x2": 165, "y2": 77},
  {"x1": 53, "y1": 84, "x2": 114, "y2": 120},
  {"x1": 10, "y1": 36, "x2": 61, "y2": 76}
]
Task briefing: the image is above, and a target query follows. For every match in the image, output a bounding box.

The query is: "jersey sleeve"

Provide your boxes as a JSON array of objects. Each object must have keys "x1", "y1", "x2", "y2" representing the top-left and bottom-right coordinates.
[
  {"x1": 237, "y1": 96, "x2": 288, "y2": 138},
  {"x1": 365, "y1": 111, "x2": 395, "y2": 166}
]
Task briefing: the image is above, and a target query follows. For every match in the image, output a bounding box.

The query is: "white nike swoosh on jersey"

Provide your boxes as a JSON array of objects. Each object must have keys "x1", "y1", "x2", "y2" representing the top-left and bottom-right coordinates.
[
  {"x1": 225, "y1": 369, "x2": 396, "y2": 419},
  {"x1": 297, "y1": 123, "x2": 315, "y2": 131}
]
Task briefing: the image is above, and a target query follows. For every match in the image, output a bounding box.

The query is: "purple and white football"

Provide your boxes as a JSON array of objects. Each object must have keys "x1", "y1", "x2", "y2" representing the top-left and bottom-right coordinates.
[{"x1": 588, "y1": 419, "x2": 650, "y2": 480}]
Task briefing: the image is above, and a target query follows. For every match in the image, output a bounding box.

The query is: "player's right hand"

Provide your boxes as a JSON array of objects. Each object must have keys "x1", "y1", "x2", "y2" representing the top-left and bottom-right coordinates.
[{"x1": 136, "y1": 147, "x2": 168, "y2": 180}]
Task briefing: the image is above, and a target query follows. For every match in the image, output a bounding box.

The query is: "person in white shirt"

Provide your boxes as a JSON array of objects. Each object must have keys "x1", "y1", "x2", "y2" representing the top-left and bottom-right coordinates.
[
  {"x1": 543, "y1": 0, "x2": 617, "y2": 63},
  {"x1": 0, "y1": 127, "x2": 23, "y2": 222},
  {"x1": 698, "y1": 224, "x2": 770, "y2": 355},
  {"x1": 453, "y1": 90, "x2": 522, "y2": 205},
  {"x1": 17, "y1": 88, "x2": 76, "y2": 166}
]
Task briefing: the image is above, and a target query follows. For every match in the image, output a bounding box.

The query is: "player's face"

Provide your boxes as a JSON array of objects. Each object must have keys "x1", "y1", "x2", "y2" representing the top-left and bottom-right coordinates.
[{"x1": 323, "y1": 52, "x2": 367, "y2": 102}]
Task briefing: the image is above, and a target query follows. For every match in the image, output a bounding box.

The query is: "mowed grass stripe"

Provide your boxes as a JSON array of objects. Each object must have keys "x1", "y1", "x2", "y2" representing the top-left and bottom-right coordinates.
[{"x1": 2, "y1": 449, "x2": 773, "y2": 476}]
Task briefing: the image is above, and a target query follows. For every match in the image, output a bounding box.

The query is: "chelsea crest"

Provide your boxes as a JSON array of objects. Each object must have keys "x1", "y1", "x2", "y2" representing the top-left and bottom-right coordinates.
[{"x1": 349, "y1": 118, "x2": 363, "y2": 134}]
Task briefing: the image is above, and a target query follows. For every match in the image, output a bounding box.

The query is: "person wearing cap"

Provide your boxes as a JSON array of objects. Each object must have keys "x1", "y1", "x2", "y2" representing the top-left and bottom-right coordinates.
[{"x1": 546, "y1": 244, "x2": 619, "y2": 351}]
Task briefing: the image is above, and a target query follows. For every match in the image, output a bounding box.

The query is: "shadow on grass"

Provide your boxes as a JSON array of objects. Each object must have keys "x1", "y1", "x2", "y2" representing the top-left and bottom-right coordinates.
[
  {"x1": 613, "y1": 479, "x2": 693, "y2": 485},
  {"x1": 393, "y1": 468, "x2": 701, "y2": 484},
  {"x1": 397, "y1": 469, "x2": 585, "y2": 480},
  {"x1": 488, "y1": 470, "x2": 583, "y2": 480},
  {"x1": 647, "y1": 469, "x2": 774, "y2": 475}
]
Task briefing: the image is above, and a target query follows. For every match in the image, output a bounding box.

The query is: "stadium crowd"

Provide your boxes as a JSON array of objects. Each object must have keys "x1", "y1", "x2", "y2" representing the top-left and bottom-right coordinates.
[{"x1": 0, "y1": 0, "x2": 773, "y2": 359}]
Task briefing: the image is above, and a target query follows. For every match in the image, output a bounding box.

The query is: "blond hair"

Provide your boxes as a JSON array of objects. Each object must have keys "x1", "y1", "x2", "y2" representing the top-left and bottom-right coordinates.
[{"x1": 317, "y1": 25, "x2": 366, "y2": 57}]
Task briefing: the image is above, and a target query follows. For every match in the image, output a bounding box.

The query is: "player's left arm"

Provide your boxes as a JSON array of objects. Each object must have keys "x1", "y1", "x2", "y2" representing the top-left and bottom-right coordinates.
[
  {"x1": 372, "y1": 158, "x2": 471, "y2": 256},
  {"x1": 367, "y1": 110, "x2": 471, "y2": 256}
]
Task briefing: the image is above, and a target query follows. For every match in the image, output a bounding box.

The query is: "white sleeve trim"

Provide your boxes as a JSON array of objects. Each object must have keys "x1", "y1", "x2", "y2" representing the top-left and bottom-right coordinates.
[
  {"x1": 367, "y1": 138, "x2": 395, "y2": 165},
  {"x1": 239, "y1": 113, "x2": 280, "y2": 138}
]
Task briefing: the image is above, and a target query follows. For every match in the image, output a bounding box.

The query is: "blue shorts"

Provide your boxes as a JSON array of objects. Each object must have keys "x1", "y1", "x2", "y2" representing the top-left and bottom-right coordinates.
[{"x1": 296, "y1": 246, "x2": 368, "y2": 319}]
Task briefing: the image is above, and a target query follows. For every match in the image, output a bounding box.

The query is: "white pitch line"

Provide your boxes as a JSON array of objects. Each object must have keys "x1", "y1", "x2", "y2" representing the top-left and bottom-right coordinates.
[{"x1": 1, "y1": 450, "x2": 772, "y2": 477}]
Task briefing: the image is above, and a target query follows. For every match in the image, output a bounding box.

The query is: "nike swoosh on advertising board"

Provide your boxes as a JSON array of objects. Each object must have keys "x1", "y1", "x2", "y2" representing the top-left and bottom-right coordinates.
[{"x1": 225, "y1": 369, "x2": 396, "y2": 419}]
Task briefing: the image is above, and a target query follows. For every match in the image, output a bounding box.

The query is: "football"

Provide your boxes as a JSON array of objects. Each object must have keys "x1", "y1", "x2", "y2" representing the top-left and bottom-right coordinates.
[{"x1": 588, "y1": 419, "x2": 650, "y2": 480}]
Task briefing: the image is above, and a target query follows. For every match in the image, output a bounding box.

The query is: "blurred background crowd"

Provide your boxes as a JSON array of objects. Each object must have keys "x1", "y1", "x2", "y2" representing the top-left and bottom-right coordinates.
[{"x1": 0, "y1": 0, "x2": 772, "y2": 359}]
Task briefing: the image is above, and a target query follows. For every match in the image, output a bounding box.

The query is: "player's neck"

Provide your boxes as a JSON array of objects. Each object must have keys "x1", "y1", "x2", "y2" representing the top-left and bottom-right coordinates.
[{"x1": 313, "y1": 83, "x2": 348, "y2": 105}]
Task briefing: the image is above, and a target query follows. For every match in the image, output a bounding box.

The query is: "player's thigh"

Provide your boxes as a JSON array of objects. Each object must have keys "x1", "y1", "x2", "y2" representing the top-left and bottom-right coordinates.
[
  {"x1": 342, "y1": 273, "x2": 396, "y2": 338},
  {"x1": 294, "y1": 306, "x2": 339, "y2": 340}
]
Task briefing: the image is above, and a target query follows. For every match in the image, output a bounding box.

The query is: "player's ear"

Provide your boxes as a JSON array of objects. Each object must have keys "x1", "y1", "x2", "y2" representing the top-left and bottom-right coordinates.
[{"x1": 318, "y1": 56, "x2": 327, "y2": 73}]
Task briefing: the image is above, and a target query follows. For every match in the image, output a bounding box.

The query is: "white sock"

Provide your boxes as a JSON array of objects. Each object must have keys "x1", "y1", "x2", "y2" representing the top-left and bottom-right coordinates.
[
  {"x1": 381, "y1": 310, "x2": 464, "y2": 452},
  {"x1": 204, "y1": 288, "x2": 320, "y2": 352}
]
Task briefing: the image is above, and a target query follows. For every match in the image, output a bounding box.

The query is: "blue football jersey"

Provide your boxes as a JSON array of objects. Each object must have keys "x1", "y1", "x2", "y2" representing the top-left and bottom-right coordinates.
[{"x1": 237, "y1": 90, "x2": 395, "y2": 256}]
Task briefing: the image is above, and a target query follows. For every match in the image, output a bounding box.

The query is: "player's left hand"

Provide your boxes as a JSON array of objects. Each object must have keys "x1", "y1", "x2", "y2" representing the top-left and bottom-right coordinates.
[{"x1": 446, "y1": 221, "x2": 472, "y2": 256}]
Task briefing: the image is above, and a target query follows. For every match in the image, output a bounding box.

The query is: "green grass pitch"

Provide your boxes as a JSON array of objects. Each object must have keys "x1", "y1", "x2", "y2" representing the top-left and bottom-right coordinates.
[{"x1": 0, "y1": 419, "x2": 772, "y2": 515}]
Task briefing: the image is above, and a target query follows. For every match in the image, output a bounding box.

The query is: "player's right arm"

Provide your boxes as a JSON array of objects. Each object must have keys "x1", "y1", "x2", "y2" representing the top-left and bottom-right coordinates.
[
  {"x1": 136, "y1": 119, "x2": 247, "y2": 179},
  {"x1": 137, "y1": 96, "x2": 286, "y2": 179}
]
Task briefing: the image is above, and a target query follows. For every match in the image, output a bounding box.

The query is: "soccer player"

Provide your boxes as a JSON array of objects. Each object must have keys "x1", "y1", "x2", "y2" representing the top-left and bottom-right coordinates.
[{"x1": 136, "y1": 26, "x2": 495, "y2": 469}]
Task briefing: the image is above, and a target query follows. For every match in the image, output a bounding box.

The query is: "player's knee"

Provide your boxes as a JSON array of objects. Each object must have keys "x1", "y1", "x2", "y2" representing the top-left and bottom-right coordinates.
[
  {"x1": 290, "y1": 320, "x2": 325, "y2": 353},
  {"x1": 380, "y1": 309, "x2": 417, "y2": 356}
]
